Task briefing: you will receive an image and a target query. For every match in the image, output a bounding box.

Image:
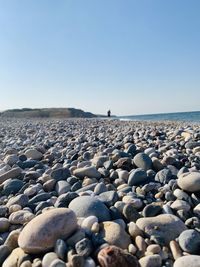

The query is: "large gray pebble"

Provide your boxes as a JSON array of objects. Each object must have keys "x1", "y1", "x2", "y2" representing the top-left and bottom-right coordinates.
[
  {"x1": 69, "y1": 196, "x2": 111, "y2": 222},
  {"x1": 178, "y1": 229, "x2": 200, "y2": 254}
]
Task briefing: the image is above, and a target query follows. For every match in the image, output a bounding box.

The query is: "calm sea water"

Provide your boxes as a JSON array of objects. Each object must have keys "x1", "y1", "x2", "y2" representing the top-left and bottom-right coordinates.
[{"x1": 118, "y1": 111, "x2": 200, "y2": 123}]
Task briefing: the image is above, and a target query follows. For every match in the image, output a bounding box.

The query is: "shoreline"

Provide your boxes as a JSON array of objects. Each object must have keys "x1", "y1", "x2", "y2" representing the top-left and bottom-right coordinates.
[{"x1": 0, "y1": 118, "x2": 200, "y2": 266}]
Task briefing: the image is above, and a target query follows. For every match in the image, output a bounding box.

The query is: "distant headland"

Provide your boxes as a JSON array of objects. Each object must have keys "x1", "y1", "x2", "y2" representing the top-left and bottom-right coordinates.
[{"x1": 0, "y1": 108, "x2": 99, "y2": 118}]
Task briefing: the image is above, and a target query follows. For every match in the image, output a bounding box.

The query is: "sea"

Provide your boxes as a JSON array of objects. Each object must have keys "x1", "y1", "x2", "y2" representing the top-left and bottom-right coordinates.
[{"x1": 117, "y1": 111, "x2": 200, "y2": 123}]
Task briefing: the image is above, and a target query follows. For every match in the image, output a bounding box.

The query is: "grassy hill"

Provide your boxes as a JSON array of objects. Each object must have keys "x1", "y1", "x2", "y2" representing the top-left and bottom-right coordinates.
[{"x1": 0, "y1": 108, "x2": 97, "y2": 118}]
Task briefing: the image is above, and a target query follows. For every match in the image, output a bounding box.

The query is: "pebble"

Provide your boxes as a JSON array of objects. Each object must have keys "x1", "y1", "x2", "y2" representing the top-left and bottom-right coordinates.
[
  {"x1": 0, "y1": 245, "x2": 10, "y2": 266},
  {"x1": 169, "y1": 240, "x2": 182, "y2": 260},
  {"x1": 6, "y1": 194, "x2": 29, "y2": 208},
  {"x1": 99, "y1": 221, "x2": 131, "y2": 249},
  {"x1": 146, "y1": 244, "x2": 161, "y2": 254},
  {"x1": 81, "y1": 215, "x2": 98, "y2": 229},
  {"x1": 98, "y1": 245, "x2": 140, "y2": 267},
  {"x1": 177, "y1": 172, "x2": 200, "y2": 192},
  {"x1": 133, "y1": 153, "x2": 152, "y2": 171},
  {"x1": 135, "y1": 235, "x2": 147, "y2": 256},
  {"x1": 83, "y1": 257, "x2": 96, "y2": 267},
  {"x1": 54, "y1": 239, "x2": 68, "y2": 261},
  {"x1": 97, "y1": 191, "x2": 118, "y2": 206},
  {"x1": 18, "y1": 208, "x2": 77, "y2": 253},
  {"x1": 0, "y1": 167, "x2": 22, "y2": 185},
  {"x1": 136, "y1": 214, "x2": 187, "y2": 245},
  {"x1": 2, "y1": 247, "x2": 30, "y2": 267},
  {"x1": 173, "y1": 255, "x2": 200, "y2": 267},
  {"x1": 73, "y1": 166, "x2": 101, "y2": 179},
  {"x1": 42, "y1": 252, "x2": 58, "y2": 267},
  {"x1": 50, "y1": 259, "x2": 66, "y2": 267},
  {"x1": 3, "y1": 179, "x2": 24, "y2": 195},
  {"x1": 75, "y1": 238, "x2": 93, "y2": 257},
  {"x1": 68, "y1": 254, "x2": 84, "y2": 267},
  {"x1": 69, "y1": 196, "x2": 111, "y2": 222},
  {"x1": 178, "y1": 229, "x2": 200, "y2": 254},
  {"x1": 8, "y1": 210, "x2": 35, "y2": 224},
  {"x1": 0, "y1": 218, "x2": 10, "y2": 233},
  {"x1": 128, "y1": 221, "x2": 143, "y2": 238},
  {"x1": 155, "y1": 168, "x2": 172, "y2": 184},
  {"x1": 139, "y1": 254, "x2": 162, "y2": 267},
  {"x1": 128, "y1": 168, "x2": 148, "y2": 186},
  {"x1": 143, "y1": 203, "x2": 162, "y2": 217},
  {"x1": 170, "y1": 200, "x2": 190, "y2": 212},
  {"x1": 25, "y1": 148, "x2": 43, "y2": 160}
]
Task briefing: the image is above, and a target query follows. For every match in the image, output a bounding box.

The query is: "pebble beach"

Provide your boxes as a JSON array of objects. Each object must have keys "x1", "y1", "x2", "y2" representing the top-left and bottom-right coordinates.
[{"x1": 0, "y1": 117, "x2": 200, "y2": 267}]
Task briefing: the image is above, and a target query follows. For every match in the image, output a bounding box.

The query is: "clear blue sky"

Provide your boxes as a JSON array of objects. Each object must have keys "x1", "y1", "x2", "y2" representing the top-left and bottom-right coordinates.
[{"x1": 0, "y1": 0, "x2": 200, "y2": 115}]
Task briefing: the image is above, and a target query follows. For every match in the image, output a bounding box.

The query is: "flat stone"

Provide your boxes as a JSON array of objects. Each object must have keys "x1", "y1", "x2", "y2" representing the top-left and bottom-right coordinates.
[
  {"x1": 177, "y1": 172, "x2": 200, "y2": 192},
  {"x1": 25, "y1": 149, "x2": 43, "y2": 160},
  {"x1": 73, "y1": 166, "x2": 101, "y2": 179},
  {"x1": 18, "y1": 208, "x2": 77, "y2": 253},
  {"x1": 69, "y1": 196, "x2": 111, "y2": 222},
  {"x1": 0, "y1": 167, "x2": 22, "y2": 185},
  {"x1": 136, "y1": 214, "x2": 187, "y2": 245}
]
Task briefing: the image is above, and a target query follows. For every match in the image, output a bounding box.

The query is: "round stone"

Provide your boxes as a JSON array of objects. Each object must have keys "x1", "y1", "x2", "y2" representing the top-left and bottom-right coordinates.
[
  {"x1": 42, "y1": 252, "x2": 58, "y2": 267},
  {"x1": 69, "y1": 196, "x2": 111, "y2": 222},
  {"x1": 178, "y1": 229, "x2": 200, "y2": 254},
  {"x1": 133, "y1": 153, "x2": 152, "y2": 171}
]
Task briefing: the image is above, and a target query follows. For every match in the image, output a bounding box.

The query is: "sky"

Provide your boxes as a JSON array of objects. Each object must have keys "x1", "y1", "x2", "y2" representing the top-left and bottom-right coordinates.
[{"x1": 0, "y1": 0, "x2": 200, "y2": 116}]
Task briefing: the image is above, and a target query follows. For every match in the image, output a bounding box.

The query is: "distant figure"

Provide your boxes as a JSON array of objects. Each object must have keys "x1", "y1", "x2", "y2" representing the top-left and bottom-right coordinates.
[{"x1": 107, "y1": 110, "x2": 111, "y2": 117}]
